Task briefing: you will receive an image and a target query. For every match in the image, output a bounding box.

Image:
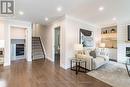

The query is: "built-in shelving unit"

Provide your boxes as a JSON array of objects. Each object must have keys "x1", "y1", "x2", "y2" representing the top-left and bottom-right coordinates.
[
  {"x1": 101, "y1": 26, "x2": 117, "y2": 61},
  {"x1": 101, "y1": 26, "x2": 117, "y2": 48}
]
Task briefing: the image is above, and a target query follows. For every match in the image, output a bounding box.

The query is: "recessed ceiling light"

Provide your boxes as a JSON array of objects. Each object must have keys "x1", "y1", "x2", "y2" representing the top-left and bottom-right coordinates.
[
  {"x1": 99, "y1": 6, "x2": 104, "y2": 11},
  {"x1": 19, "y1": 11, "x2": 24, "y2": 15},
  {"x1": 45, "y1": 17, "x2": 48, "y2": 21},
  {"x1": 112, "y1": 17, "x2": 117, "y2": 21},
  {"x1": 57, "y1": 7, "x2": 62, "y2": 12}
]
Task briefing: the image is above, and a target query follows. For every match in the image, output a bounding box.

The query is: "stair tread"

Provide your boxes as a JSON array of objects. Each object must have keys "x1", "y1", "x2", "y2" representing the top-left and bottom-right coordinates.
[
  {"x1": 33, "y1": 55, "x2": 44, "y2": 58},
  {"x1": 32, "y1": 44, "x2": 41, "y2": 46},
  {"x1": 32, "y1": 49, "x2": 42, "y2": 51},
  {"x1": 32, "y1": 52, "x2": 43, "y2": 54},
  {"x1": 32, "y1": 45, "x2": 41, "y2": 47},
  {"x1": 32, "y1": 37, "x2": 45, "y2": 59}
]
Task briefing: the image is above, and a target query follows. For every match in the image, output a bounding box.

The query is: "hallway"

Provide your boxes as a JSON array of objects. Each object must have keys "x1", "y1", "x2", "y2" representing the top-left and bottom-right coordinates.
[{"x1": 0, "y1": 59, "x2": 111, "y2": 87}]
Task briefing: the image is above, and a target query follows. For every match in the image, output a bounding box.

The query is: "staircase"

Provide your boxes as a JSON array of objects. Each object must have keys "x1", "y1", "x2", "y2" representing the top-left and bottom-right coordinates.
[{"x1": 32, "y1": 37, "x2": 45, "y2": 60}]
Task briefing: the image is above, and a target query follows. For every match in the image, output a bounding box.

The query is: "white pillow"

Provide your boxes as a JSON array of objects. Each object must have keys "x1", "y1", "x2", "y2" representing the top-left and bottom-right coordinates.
[{"x1": 84, "y1": 50, "x2": 91, "y2": 57}]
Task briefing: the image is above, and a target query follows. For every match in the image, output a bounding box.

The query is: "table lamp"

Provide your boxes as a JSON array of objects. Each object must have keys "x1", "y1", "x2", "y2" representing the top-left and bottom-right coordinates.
[
  {"x1": 100, "y1": 43, "x2": 106, "y2": 48},
  {"x1": 74, "y1": 44, "x2": 83, "y2": 59}
]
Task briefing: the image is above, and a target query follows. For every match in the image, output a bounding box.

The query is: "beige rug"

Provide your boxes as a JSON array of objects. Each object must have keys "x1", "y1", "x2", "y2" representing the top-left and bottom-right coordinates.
[{"x1": 87, "y1": 61, "x2": 130, "y2": 87}]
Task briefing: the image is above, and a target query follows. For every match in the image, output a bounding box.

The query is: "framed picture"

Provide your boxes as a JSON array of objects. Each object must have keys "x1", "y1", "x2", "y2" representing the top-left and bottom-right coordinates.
[{"x1": 79, "y1": 29, "x2": 94, "y2": 48}]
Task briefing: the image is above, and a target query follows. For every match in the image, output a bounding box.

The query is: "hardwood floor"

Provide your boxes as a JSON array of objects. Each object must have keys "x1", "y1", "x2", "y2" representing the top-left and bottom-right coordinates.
[{"x1": 0, "y1": 59, "x2": 112, "y2": 87}]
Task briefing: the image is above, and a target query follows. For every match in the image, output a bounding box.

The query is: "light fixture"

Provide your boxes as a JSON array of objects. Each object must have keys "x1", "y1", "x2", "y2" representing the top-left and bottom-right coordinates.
[
  {"x1": 57, "y1": 7, "x2": 62, "y2": 12},
  {"x1": 99, "y1": 6, "x2": 104, "y2": 11},
  {"x1": 19, "y1": 11, "x2": 24, "y2": 15},
  {"x1": 45, "y1": 17, "x2": 48, "y2": 21},
  {"x1": 112, "y1": 17, "x2": 117, "y2": 21}
]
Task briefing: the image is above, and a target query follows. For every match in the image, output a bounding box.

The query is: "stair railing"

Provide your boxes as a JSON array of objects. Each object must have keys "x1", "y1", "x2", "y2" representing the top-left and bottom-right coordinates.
[{"x1": 39, "y1": 37, "x2": 46, "y2": 60}]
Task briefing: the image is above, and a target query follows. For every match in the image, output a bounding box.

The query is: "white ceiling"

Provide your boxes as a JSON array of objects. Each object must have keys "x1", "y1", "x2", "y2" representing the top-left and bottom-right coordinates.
[{"x1": 13, "y1": 0, "x2": 130, "y2": 26}]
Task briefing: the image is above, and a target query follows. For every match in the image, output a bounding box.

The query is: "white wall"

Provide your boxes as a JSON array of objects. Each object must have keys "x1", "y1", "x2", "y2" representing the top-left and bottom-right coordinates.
[
  {"x1": 32, "y1": 24, "x2": 45, "y2": 37},
  {"x1": 44, "y1": 15, "x2": 99, "y2": 69},
  {"x1": 117, "y1": 21, "x2": 130, "y2": 63},
  {"x1": 44, "y1": 17, "x2": 66, "y2": 69},
  {"x1": 10, "y1": 27, "x2": 26, "y2": 39},
  {"x1": 64, "y1": 16, "x2": 99, "y2": 69},
  {"x1": 0, "y1": 21, "x2": 4, "y2": 40},
  {"x1": 0, "y1": 21, "x2": 5, "y2": 48}
]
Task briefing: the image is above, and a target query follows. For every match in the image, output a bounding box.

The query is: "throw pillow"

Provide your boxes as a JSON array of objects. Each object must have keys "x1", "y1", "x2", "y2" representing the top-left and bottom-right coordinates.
[
  {"x1": 84, "y1": 50, "x2": 89, "y2": 56},
  {"x1": 89, "y1": 50, "x2": 96, "y2": 58}
]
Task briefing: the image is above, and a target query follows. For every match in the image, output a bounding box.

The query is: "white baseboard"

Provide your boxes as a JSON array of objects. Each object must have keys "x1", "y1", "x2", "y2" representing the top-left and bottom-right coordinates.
[
  {"x1": 46, "y1": 56, "x2": 54, "y2": 62},
  {"x1": 60, "y1": 65, "x2": 69, "y2": 70},
  {"x1": 46, "y1": 56, "x2": 71, "y2": 70},
  {"x1": 4, "y1": 63, "x2": 10, "y2": 66}
]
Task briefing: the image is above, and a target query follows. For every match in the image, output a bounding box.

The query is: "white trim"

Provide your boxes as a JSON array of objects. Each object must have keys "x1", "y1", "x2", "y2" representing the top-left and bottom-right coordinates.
[
  {"x1": 46, "y1": 56, "x2": 54, "y2": 62},
  {"x1": 45, "y1": 15, "x2": 65, "y2": 26},
  {"x1": 65, "y1": 15, "x2": 97, "y2": 28},
  {"x1": 53, "y1": 26, "x2": 62, "y2": 65}
]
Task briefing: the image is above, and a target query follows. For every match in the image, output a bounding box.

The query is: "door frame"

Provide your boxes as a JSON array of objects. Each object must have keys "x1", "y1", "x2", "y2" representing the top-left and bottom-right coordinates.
[{"x1": 53, "y1": 26, "x2": 61, "y2": 63}]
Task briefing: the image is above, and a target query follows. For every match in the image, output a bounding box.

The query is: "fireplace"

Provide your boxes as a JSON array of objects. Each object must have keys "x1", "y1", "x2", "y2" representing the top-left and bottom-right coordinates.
[
  {"x1": 126, "y1": 47, "x2": 130, "y2": 57},
  {"x1": 16, "y1": 44, "x2": 24, "y2": 56},
  {"x1": 0, "y1": 48, "x2": 4, "y2": 56}
]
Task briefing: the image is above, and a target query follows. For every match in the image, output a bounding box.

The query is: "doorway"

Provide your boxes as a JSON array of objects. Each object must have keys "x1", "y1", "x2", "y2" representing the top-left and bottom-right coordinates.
[{"x1": 54, "y1": 27, "x2": 60, "y2": 65}]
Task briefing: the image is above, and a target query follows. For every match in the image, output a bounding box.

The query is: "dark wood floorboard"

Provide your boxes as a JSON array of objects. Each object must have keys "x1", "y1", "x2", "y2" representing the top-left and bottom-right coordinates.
[{"x1": 0, "y1": 59, "x2": 112, "y2": 87}]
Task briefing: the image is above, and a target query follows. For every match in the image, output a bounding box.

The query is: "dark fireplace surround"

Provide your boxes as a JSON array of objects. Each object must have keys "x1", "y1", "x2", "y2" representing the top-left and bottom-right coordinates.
[{"x1": 16, "y1": 44, "x2": 24, "y2": 56}]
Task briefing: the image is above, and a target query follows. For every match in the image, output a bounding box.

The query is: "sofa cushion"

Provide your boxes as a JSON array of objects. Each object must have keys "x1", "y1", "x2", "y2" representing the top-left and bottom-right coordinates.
[
  {"x1": 94, "y1": 57, "x2": 106, "y2": 64},
  {"x1": 96, "y1": 48, "x2": 109, "y2": 57},
  {"x1": 89, "y1": 50, "x2": 96, "y2": 58},
  {"x1": 84, "y1": 50, "x2": 90, "y2": 56}
]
